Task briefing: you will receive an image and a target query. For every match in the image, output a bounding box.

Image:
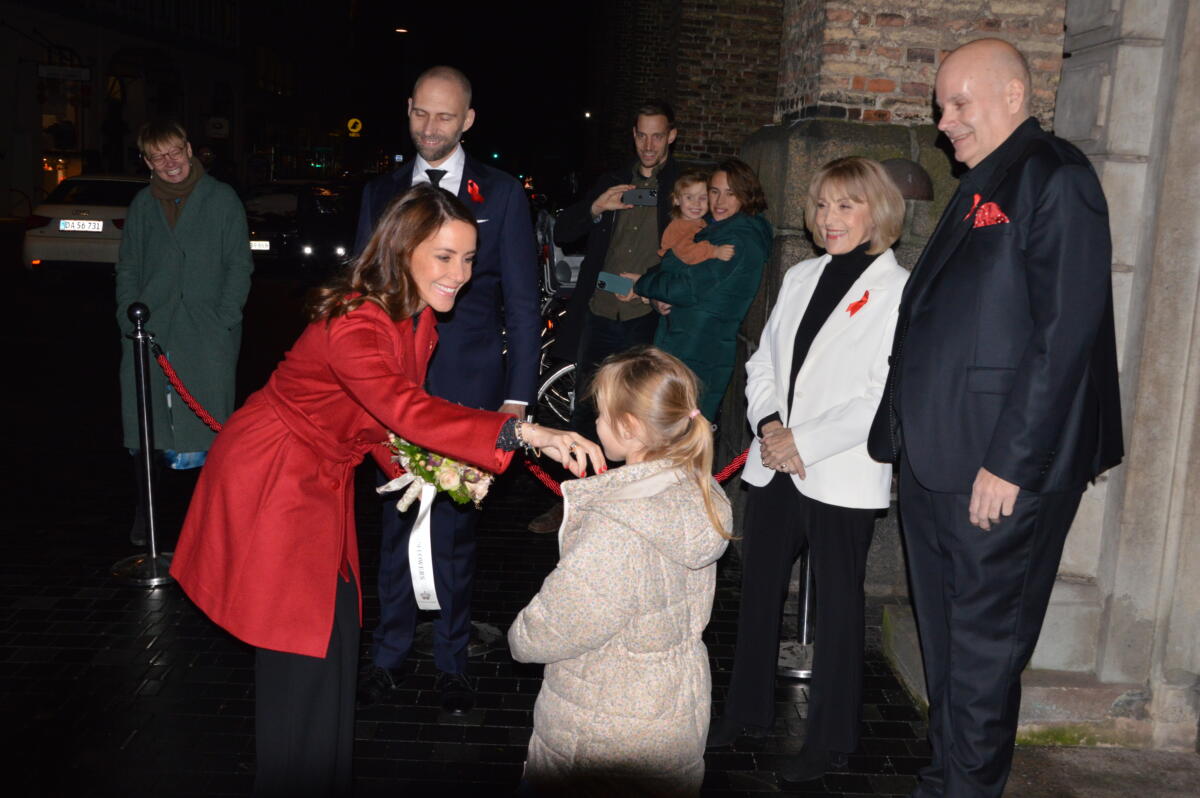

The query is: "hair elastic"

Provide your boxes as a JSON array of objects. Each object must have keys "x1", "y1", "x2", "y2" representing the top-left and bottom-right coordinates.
[{"x1": 688, "y1": 408, "x2": 700, "y2": 419}]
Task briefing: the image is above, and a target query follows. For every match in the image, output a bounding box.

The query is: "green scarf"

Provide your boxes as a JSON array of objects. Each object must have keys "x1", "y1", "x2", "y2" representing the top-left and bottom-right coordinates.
[{"x1": 150, "y1": 157, "x2": 206, "y2": 229}]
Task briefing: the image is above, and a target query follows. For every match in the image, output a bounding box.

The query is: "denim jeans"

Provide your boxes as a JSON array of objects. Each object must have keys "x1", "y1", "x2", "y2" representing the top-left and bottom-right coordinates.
[{"x1": 570, "y1": 309, "x2": 659, "y2": 440}]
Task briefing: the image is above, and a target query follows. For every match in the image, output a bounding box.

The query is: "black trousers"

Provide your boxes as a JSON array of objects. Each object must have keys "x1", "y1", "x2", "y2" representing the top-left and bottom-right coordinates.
[
  {"x1": 254, "y1": 574, "x2": 359, "y2": 798},
  {"x1": 374, "y1": 477, "x2": 479, "y2": 674},
  {"x1": 898, "y1": 456, "x2": 1081, "y2": 798},
  {"x1": 722, "y1": 473, "x2": 876, "y2": 752},
  {"x1": 570, "y1": 309, "x2": 659, "y2": 440}
]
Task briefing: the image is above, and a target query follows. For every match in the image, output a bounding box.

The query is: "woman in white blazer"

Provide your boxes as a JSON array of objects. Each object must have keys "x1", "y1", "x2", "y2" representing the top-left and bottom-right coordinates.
[{"x1": 707, "y1": 158, "x2": 910, "y2": 784}]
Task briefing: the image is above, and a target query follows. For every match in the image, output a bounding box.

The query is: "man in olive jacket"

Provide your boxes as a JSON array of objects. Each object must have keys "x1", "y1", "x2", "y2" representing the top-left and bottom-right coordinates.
[
  {"x1": 551, "y1": 101, "x2": 681, "y2": 438},
  {"x1": 115, "y1": 121, "x2": 252, "y2": 470}
]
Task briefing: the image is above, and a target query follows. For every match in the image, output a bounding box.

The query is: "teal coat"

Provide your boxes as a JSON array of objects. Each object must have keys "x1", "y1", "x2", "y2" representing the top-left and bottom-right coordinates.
[
  {"x1": 115, "y1": 174, "x2": 253, "y2": 452},
  {"x1": 636, "y1": 212, "x2": 773, "y2": 418}
]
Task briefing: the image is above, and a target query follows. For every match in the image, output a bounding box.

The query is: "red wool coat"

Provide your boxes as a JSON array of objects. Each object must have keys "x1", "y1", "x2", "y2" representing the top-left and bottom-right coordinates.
[{"x1": 170, "y1": 302, "x2": 514, "y2": 657}]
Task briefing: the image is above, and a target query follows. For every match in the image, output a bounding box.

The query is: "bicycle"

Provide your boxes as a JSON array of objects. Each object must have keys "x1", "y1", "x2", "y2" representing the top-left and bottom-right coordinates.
[{"x1": 531, "y1": 207, "x2": 579, "y2": 430}]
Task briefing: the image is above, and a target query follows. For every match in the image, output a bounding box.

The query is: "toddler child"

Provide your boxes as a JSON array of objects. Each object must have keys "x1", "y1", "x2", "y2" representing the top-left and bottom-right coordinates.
[
  {"x1": 659, "y1": 169, "x2": 736, "y2": 264},
  {"x1": 508, "y1": 346, "x2": 733, "y2": 797}
]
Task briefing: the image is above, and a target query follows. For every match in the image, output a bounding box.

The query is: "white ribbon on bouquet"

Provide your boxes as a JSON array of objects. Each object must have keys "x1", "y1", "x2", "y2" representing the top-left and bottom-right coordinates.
[{"x1": 377, "y1": 474, "x2": 441, "y2": 610}]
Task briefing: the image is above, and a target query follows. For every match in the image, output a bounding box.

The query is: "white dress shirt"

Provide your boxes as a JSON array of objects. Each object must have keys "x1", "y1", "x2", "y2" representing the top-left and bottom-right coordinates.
[{"x1": 412, "y1": 145, "x2": 466, "y2": 196}]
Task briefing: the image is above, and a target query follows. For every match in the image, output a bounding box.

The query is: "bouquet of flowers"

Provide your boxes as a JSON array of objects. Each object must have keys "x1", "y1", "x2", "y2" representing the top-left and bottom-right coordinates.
[{"x1": 376, "y1": 433, "x2": 494, "y2": 510}]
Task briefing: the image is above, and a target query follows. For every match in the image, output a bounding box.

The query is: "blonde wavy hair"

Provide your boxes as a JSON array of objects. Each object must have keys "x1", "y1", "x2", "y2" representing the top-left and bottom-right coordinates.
[
  {"x1": 805, "y1": 156, "x2": 905, "y2": 255},
  {"x1": 588, "y1": 346, "x2": 731, "y2": 539}
]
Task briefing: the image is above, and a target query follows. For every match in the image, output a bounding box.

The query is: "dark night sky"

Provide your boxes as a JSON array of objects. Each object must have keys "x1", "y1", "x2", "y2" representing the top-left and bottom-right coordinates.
[{"x1": 327, "y1": 1, "x2": 594, "y2": 198}]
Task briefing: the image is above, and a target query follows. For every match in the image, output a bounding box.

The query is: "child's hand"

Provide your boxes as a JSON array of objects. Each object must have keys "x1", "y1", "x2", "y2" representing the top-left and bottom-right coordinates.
[{"x1": 715, "y1": 244, "x2": 736, "y2": 261}]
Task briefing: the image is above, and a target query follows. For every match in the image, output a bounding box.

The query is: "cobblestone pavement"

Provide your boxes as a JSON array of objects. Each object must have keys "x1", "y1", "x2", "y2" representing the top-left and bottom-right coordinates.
[{"x1": 1, "y1": 455, "x2": 930, "y2": 797}]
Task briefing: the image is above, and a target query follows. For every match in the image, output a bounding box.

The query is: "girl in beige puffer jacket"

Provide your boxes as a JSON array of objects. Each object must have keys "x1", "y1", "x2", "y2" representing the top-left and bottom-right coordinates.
[{"x1": 509, "y1": 346, "x2": 732, "y2": 797}]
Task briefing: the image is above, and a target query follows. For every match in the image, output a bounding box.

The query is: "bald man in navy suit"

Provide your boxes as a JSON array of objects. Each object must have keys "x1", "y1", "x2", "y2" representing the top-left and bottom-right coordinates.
[{"x1": 354, "y1": 66, "x2": 539, "y2": 715}]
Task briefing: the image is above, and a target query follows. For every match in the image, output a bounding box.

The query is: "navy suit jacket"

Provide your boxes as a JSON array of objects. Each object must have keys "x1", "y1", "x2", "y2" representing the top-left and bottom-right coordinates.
[
  {"x1": 868, "y1": 118, "x2": 1123, "y2": 494},
  {"x1": 355, "y1": 153, "x2": 540, "y2": 409}
]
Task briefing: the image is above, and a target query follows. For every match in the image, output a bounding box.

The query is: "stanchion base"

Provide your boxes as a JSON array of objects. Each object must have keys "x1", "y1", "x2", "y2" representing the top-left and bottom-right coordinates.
[
  {"x1": 412, "y1": 621, "x2": 503, "y2": 658},
  {"x1": 112, "y1": 551, "x2": 175, "y2": 587},
  {"x1": 777, "y1": 640, "x2": 813, "y2": 680}
]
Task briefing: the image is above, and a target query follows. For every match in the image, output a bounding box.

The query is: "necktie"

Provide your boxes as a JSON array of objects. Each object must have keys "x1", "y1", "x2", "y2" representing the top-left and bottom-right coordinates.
[{"x1": 426, "y1": 169, "x2": 447, "y2": 188}]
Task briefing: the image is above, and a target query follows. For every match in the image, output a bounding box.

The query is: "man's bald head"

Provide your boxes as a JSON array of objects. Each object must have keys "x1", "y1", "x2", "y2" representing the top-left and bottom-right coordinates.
[
  {"x1": 935, "y1": 38, "x2": 1033, "y2": 168},
  {"x1": 413, "y1": 66, "x2": 472, "y2": 108}
]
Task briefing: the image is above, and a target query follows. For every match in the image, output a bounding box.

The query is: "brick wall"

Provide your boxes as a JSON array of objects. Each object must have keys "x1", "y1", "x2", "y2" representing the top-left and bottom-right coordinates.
[
  {"x1": 775, "y1": 0, "x2": 826, "y2": 123},
  {"x1": 585, "y1": 0, "x2": 782, "y2": 170},
  {"x1": 777, "y1": 0, "x2": 1066, "y2": 127},
  {"x1": 670, "y1": 0, "x2": 783, "y2": 161}
]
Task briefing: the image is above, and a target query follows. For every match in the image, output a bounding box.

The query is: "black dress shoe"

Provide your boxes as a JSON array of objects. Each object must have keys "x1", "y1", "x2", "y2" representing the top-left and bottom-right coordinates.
[
  {"x1": 706, "y1": 716, "x2": 769, "y2": 748},
  {"x1": 777, "y1": 746, "x2": 848, "y2": 785},
  {"x1": 437, "y1": 670, "x2": 475, "y2": 715},
  {"x1": 356, "y1": 664, "x2": 405, "y2": 708}
]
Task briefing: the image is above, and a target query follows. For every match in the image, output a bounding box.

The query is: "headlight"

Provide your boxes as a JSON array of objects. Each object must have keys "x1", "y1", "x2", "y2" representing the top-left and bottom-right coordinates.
[
  {"x1": 302, "y1": 245, "x2": 314, "y2": 256},
  {"x1": 335, "y1": 246, "x2": 346, "y2": 257}
]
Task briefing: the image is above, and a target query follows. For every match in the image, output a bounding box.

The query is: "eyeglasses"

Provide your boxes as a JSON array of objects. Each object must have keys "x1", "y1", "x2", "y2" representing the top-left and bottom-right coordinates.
[{"x1": 145, "y1": 145, "x2": 187, "y2": 165}]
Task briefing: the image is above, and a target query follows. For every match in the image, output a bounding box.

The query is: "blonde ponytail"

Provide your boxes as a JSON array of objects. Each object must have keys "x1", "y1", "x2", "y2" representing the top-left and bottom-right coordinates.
[{"x1": 589, "y1": 346, "x2": 731, "y2": 538}]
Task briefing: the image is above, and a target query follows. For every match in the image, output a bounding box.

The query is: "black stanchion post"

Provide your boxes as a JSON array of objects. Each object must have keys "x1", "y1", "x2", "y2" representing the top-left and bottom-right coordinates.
[
  {"x1": 778, "y1": 552, "x2": 814, "y2": 679},
  {"x1": 112, "y1": 302, "x2": 174, "y2": 587}
]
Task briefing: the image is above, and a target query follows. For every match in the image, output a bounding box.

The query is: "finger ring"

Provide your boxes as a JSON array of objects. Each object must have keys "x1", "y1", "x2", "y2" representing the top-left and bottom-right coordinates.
[{"x1": 568, "y1": 442, "x2": 577, "y2": 451}]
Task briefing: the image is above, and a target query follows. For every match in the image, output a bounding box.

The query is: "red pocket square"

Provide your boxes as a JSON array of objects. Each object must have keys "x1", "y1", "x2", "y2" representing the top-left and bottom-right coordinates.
[
  {"x1": 846, "y1": 290, "x2": 869, "y2": 317},
  {"x1": 972, "y1": 201, "x2": 1010, "y2": 228}
]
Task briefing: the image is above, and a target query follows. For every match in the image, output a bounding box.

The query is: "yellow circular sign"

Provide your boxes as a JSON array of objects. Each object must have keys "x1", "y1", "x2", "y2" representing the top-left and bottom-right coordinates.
[{"x1": 347, "y1": 118, "x2": 363, "y2": 134}]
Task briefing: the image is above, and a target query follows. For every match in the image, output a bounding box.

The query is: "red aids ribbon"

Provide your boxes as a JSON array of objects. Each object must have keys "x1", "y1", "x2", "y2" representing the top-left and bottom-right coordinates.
[
  {"x1": 466, "y1": 179, "x2": 484, "y2": 203},
  {"x1": 847, "y1": 290, "x2": 869, "y2": 317}
]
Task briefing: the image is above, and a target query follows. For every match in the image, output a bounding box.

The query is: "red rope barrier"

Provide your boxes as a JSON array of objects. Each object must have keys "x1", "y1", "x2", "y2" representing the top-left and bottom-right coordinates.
[
  {"x1": 153, "y1": 351, "x2": 749, "y2": 495},
  {"x1": 714, "y1": 448, "x2": 749, "y2": 483},
  {"x1": 522, "y1": 459, "x2": 564, "y2": 497},
  {"x1": 155, "y1": 353, "x2": 224, "y2": 433}
]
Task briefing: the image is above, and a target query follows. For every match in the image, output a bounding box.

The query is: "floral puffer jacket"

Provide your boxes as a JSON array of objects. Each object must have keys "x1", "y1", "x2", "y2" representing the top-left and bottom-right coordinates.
[{"x1": 508, "y1": 458, "x2": 731, "y2": 797}]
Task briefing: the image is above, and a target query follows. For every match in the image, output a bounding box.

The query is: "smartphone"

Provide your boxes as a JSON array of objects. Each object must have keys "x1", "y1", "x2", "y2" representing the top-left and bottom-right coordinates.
[
  {"x1": 620, "y1": 188, "x2": 658, "y2": 206},
  {"x1": 596, "y1": 271, "x2": 635, "y2": 295}
]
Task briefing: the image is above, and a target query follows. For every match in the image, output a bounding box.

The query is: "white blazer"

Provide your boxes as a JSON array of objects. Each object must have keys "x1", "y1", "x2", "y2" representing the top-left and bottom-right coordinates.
[{"x1": 743, "y1": 248, "x2": 909, "y2": 509}]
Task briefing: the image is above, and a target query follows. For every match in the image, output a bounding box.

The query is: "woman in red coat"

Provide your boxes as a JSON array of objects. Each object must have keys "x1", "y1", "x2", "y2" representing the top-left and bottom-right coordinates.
[{"x1": 170, "y1": 184, "x2": 602, "y2": 798}]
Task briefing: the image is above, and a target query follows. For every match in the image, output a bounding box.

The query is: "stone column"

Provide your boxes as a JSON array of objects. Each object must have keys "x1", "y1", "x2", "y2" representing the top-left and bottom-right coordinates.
[{"x1": 1093, "y1": 0, "x2": 1200, "y2": 750}]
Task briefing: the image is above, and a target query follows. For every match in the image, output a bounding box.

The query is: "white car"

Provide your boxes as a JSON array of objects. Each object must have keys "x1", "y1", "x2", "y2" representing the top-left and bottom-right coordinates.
[{"x1": 23, "y1": 175, "x2": 150, "y2": 274}]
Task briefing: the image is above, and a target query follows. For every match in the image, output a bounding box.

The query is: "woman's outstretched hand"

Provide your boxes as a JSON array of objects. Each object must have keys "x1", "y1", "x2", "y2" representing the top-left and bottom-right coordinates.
[{"x1": 519, "y1": 423, "x2": 606, "y2": 477}]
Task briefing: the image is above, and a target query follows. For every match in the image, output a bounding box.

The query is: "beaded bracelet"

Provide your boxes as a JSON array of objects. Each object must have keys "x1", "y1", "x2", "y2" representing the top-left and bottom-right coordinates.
[{"x1": 497, "y1": 418, "x2": 540, "y2": 457}]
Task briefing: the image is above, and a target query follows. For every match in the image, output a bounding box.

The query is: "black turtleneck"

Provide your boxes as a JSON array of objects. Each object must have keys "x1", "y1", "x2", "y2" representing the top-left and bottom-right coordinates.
[{"x1": 759, "y1": 242, "x2": 875, "y2": 434}]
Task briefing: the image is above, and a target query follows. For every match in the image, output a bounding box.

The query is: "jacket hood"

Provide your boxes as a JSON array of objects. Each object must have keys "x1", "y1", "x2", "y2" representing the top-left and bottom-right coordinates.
[{"x1": 561, "y1": 458, "x2": 730, "y2": 570}]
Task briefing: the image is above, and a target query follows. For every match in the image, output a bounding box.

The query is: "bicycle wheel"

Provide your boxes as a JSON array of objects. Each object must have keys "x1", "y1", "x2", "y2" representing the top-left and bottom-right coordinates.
[{"x1": 534, "y1": 362, "x2": 576, "y2": 430}]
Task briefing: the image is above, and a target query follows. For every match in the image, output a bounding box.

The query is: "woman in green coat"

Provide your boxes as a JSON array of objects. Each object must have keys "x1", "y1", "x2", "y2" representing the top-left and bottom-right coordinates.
[
  {"x1": 115, "y1": 121, "x2": 253, "y2": 540},
  {"x1": 635, "y1": 158, "x2": 773, "y2": 419}
]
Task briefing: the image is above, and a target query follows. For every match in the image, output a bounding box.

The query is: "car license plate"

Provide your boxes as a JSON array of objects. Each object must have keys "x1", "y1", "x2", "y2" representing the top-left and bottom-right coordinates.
[
  {"x1": 60, "y1": 219, "x2": 103, "y2": 232},
  {"x1": 250, "y1": 240, "x2": 270, "y2": 251}
]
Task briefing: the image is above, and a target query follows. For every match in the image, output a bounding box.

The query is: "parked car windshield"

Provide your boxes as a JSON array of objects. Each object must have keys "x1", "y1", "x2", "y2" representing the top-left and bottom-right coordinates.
[{"x1": 45, "y1": 179, "x2": 146, "y2": 206}]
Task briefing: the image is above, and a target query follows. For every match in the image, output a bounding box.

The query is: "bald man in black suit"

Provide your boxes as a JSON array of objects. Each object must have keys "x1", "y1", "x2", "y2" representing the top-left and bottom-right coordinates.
[{"x1": 869, "y1": 39, "x2": 1123, "y2": 798}]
